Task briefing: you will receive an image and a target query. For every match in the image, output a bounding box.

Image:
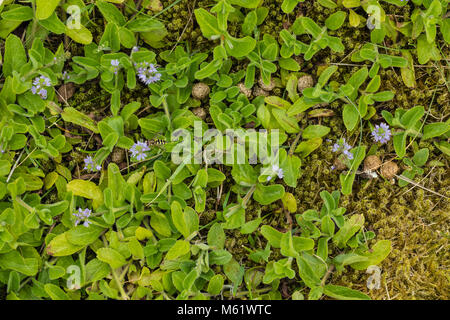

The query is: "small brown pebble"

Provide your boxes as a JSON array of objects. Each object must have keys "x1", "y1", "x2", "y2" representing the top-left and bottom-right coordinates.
[
  {"x1": 297, "y1": 75, "x2": 314, "y2": 93},
  {"x1": 192, "y1": 107, "x2": 207, "y2": 120},
  {"x1": 364, "y1": 155, "x2": 382, "y2": 172},
  {"x1": 238, "y1": 83, "x2": 252, "y2": 98},
  {"x1": 333, "y1": 158, "x2": 347, "y2": 171},
  {"x1": 380, "y1": 161, "x2": 399, "y2": 180},
  {"x1": 258, "y1": 77, "x2": 276, "y2": 91},
  {"x1": 192, "y1": 83, "x2": 210, "y2": 100},
  {"x1": 253, "y1": 86, "x2": 269, "y2": 97}
]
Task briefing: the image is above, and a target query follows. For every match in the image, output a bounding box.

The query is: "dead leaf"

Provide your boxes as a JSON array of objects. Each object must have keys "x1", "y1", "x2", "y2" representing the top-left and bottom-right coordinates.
[{"x1": 57, "y1": 83, "x2": 76, "y2": 103}]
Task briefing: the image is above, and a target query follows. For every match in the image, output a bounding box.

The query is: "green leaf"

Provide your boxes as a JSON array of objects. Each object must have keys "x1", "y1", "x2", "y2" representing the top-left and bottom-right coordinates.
[
  {"x1": 225, "y1": 35, "x2": 256, "y2": 58},
  {"x1": 97, "y1": 248, "x2": 127, "y2": 268},
  {"x1": 412, "y1": 148, "x2": 429, "y2": 167},
  {"x1": 46, "y1": 233, "x2": 84, "y2": 257},
  {"x1": 400, "y1": 105, "x2": 424, "y2": 129},
  {"x1": 207, "y1": 274, "x2": 224, "y2": 295},
  {"x1": 253, "y1": 184, "x2": 285, "y2": 205},
  {"x1": 36, "y1": 0, "x2": 61, "y2": 20},
  {"x1": 296, "y1": 256, "x2": 321, "y2": 288},
  {"x1": 282, "y1": 0, "x2": 301, "y2": 13},
  {"x1": 343, "y1": 104, "x2": 359, "y2": 131},
  {"x1": 171, "y1": 201, "x2": 199, "y2": 239},
  {"x1": 242, "y1": 10, "x2": 257, "y2": 35},
  {"x1": 260, "y1": 225, "x2": 283, "y2": 248},
  {"x1": 350, "y1": 240, "x2": 392, "y2": 270},
  {"x1": 0, "y1": 251, "x2": 39, "y2": 276},
  {"x1": 271, "y1": 108, "x2": 300, "y2": 133},
  {"x1": 3, "y1": 34, "x2": 26, "y2": 78},
  {"x1": 127, "y1": 18, "x2": 165, "y2": 32},
  {"x1": 325, "y1": 11, "x2": 347, "y2": 30},
  {"x1": 422, "y1": 123, "x2": 450, "y2": 140},
  {"x1": 0, "y1": 160, "x2": 12, "y2": 177},
  {"x1": 66, "y1": 225, "x2": 105, "y2": 246},
  {"x1": 265, "y1": 96, "x2": 291, "y2": 109},
  {"x1": 61, "y1": 107, "x2": 99, "y2": 133},
  {"x1": 302, "y1": 125, "x2": 330, "y2": 139},
  {"x1": 165, "y1": 240, "x2": 190, "y2": 260},
  {"x1": 96, "y1": 0, "x2": 126, "y2": 26},
  {"x1": 323, "y1": 285, "x2": 370, "y2": 300},
  {"x1": 392, "y1": 132, "x2": 406, "y2": 160},
  {"x1": 279, "y1": 57, "x2": 300, "y2": 71},
  {"x1": 1, "y1": 6, "x2": 33, "y2": 21},
  {"x1": 400, "y1": 50, "x2": 416, "y2": 88},
  {"x1": 210, "y1": 250, "x2": 232, "y2": 265},
  {"x1": 65, "y1": 25, "x2": 93, "y2": 45},
  {"x1": 224, "y1": 259, "x2": 244, "y2": 292},
  {"x1": 67, "y1": 180, "x2": 104, "y2": 209},
  {"x1": 332, "y1": 214, "x2": 364, "y2": 248},
  {"x1": 208, "y1": 223, "x2": 226, "y2": 249},
  {"x1": 44, "y1": 283, "x2": 70, "y2": 300},
  {"x1": 229, "y1": 0, "x2": 261, "y2": 8},
  {"x1": 194, "y1": 8, "x2": 221, "y2": 39}
]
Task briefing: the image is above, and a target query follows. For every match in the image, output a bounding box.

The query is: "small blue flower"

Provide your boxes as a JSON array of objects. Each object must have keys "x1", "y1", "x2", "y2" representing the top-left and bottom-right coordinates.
[
  {"x1": 135, "y1": 62, "x2": 161, "y2": 85},
  {"x1": 62, "y1": 71, "x2": 70, "y2": 81},
  {"x1": 83, "y1": 155, "x2": 102, "y2": 172},
  {"x1": 132, "y1": 46, "x2": 140, "y2": 53},
  {"x1": 372, "y1": 122, "x2": 392, "y2": 144},
  {"x1": 130, "y1": 141, "x2": 150, "y2": 161},
  {"x1": 266, "y1": 164, "x2": 284, "y2": 180},
  {"x1": 31, "y1": 75, "x2": 52, "y2": 99},
  {"x1": 73, "y1": 208, "x2": 92, "y2": 227},
  {"x1": 272, "y1": 165, "x2": 284, "y2": 179},
  {"x1": 111, "y1": 59, "x2": 120, "y2": 74},
  {"x1": 332, "y1": 138, "x2": 353, "y2": 161}
]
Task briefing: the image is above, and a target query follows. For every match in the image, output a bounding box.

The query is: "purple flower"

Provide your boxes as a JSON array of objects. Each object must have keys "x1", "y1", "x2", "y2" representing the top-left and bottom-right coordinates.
[
  {"x1": 111, "y1": 59, "x2": 120, "y2": 74},
  {"x1": 31, "y1": 75, "x2": 52, "y2": 99},
  {"x1": 265, "y1": 164, "x2": 284, "y2": 180},
  {"x1": 372, "y1": 123, "x2": 391, "y2": 144},
  {"x1": 62, "y1": 71, "x2": 70, "y2": 81},
  {"x1": 272, "y1": 165, "x2": 284, "y2": 179},
  {"x1": 130, "y1": 141, "x2": 150, "y2": 161},
  {"x1": 73, "y1": 208, "x2": 92, "y2": 227},
  {"x1": 332, "y1": 138, "x2": 354, "y2": 161},
  {"x1": 83, "y1": 155, "x2": 102, "y2": 172},
  {"x1": 135, "y1": 62, "x2": 161, "y2": 85},
  {"x1": 132, "y1": 46, "x2": 140, "y2": 53}
]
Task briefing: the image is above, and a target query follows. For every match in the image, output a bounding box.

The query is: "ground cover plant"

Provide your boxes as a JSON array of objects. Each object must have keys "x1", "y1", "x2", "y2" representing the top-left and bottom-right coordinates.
[{"x1": 0, "y1": 0, "x2": 448, "y2": 300}]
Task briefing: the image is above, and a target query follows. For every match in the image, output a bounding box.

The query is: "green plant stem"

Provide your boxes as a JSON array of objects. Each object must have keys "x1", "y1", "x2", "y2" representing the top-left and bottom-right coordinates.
[
  {"x1": 102, "y1": 236, "x2": 129, "y2": 300},
  {"x1": 242, "y1": 185, "x2": 257, "y2": 207},
  {"x1": 321, "y1": 264, "x2": 335, "y2": 286},
  {"x1": 162, "y1": 96, "x2": 172, "y2": 132}
]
